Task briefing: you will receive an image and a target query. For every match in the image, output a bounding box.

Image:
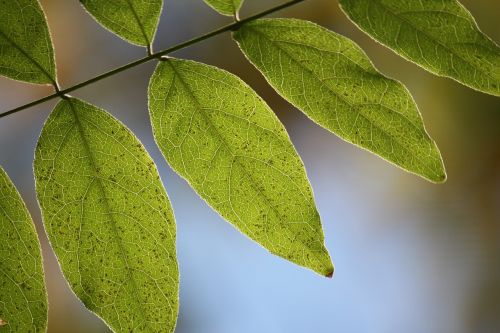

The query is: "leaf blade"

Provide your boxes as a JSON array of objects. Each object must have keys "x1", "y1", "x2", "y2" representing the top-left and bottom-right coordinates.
[
  {"x1": 203, "y1": 0, "x2": 243, "y2": 17},
  {"x1": 339, "y1": 0, "x2": 500, "y2": 96},
  {"x1": 234, "y1": 18, "x2": 446, "y2": 183},
  {"x1": 0, "y1": 166, "x2": 48, "y2": 332},
  {"x1": 0, "y1": 0, "x2": 56, "y2": 85},
  {"x1": 148, "y1": 58, "x2": 333, "y2": 276},
  {"x1": 34, "y1": 98, "x2": 179, "y2": 333},
  {"x1": 80, "y1": 0, "x2": 163, "y2": 47}
]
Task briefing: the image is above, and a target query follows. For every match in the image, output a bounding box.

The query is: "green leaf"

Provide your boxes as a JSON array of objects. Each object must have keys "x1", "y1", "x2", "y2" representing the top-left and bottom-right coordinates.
[
  {"x1": 0, "y1": 0, "x2": 56, "y2": 85},
  {"x1": 148, "y1": 58, "x2": 333, "y2": 277},
  {"x1": 203, "y1": 0, "x2": 243, "y2": 17},
  {"x1": 0, "y1": 166, "x2": 47, "y2": 332},
  {"x1": 234, "y1": 18, "x2": 446, "y2": 183},
  {"x1": 80, "y1": 0, "x2": 163, "y2": 48},
  {"x1": 339, "y1": 0, "x2": 500, "y2": 96},
  {"x1": 34, "y1": 98, "x2": 178, "y2": 333}
]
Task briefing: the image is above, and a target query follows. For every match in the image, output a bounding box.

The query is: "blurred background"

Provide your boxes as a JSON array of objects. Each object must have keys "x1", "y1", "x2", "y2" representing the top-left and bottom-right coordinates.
[{"x1": 0, "y1": 0, "x2": 499, "y2": 332}]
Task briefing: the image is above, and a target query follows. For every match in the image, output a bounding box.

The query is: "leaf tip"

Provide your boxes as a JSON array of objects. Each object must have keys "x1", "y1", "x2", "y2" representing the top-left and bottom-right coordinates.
[
  {"x1": 0, "y1": 318, "x2": 7, "y2": 326},
  {"x1": 429, "y1": 164, "x2": 447, "y2": 184},
  {"x1": 318, "y1": 253, "x2": 334, "y2": 278},
  {"x1": 435, "y1": 171, "x2": 447, "y2": 184},
  {"x1": 317, "y1": 245, "x2": 334, "y2": 278}
]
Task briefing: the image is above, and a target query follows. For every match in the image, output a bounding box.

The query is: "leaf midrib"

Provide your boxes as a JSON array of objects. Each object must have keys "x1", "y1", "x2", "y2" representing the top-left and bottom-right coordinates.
[
  {"x1": 231, "y1": 0, "x2": 239, "y2": 15},
  {"x1": 244, "y1": 26, "x2": 410, "y2": 121},
  {"x1": 243, "y1": 25, "x2": 440, "y2": 178},
  {"x1": 162, "y1": 61, "x2": 328, "y2": 265},
  {"x1": 166, "y1": 61, "x2": 288, "y2": 225},
  {"x1": 0, "y1": 206, "x2": 36, "y2": 327},
  {"x1": 367, "y1": 0, "x2": 497, "y2": 82},
  {"x1": 66, "y1": 99, "x2": 152, "y2": 330},
  {"x1": 0, "y1": 29, "x2": 54, "y2": 85},
  {"x1": 124, "y1": 0, "x2": 151, "y2": 47}
]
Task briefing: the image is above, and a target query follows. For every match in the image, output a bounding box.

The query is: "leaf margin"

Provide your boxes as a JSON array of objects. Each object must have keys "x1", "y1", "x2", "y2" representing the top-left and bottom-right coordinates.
[
  {"x1": 0, "y1": 0, "x2": 57, "y2": 85},
  {"x1": 79, "y1": 0, "x2": 164, "y2": 48},
  {"x1": 0, "y1": 165, "x2": 48, "y2": 333},
  {"x1": 338, "y1": 0, "x2": 500, "y2": 96},
  {"x1": 33, "y1": 96, "x2": 179, "y2": 333},
  {"x1": 148, "y1": 56, "x2": 334, "y2": 277},
  {"x1": 233, "y1": 18, "x2": 447, "y2": 183},
  {"x1": 203, "y1": 0, "x2": 244, "y2": 17}
]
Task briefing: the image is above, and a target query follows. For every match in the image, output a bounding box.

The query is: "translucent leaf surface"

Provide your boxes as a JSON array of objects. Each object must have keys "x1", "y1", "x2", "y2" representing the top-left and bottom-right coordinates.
[
  {"x1": 339, "y1": 0, "x2": 500, "y2": 96},
  {"x1": 0, "y1": 166, "x2": 47, "y2": 332},
  {"x1": 34, "y1": 98, "x2": 178, "y2": 333},
  {"x1": 234, "y1": 18, "x2": 446, "y2": 183},
  {"x1": 148, "y1": 58, "x2": 333, "y2": 276},
  {"x1": 203, "y1": 0, "x2": 243, "y2": 17},
  {"x1": 80, "y1": 0, "x2": 163, "y2": 47},
  {"x1": 0, "y1": 0, "x2": 56, "y2": 85}
]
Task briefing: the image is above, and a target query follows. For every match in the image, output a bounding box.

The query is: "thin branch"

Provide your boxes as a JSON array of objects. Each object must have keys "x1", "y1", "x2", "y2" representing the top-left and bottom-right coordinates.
[{"x1": 0, "y1": 0, "x2": 306, "y2": 119}]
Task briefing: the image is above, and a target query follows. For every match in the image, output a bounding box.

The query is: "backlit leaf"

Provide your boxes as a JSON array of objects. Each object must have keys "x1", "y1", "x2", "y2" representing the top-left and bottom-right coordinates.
[
  {"x1": 0, "y1": 0, "x2": 56, "y2": 85},
  {"x1": 234, "y1": 18, "x2": 446, "y2": 183},
  {"x1": 203, "y1": 0, "x2": 243, "y2": 17},
  {"x1": 148, "y1": 58, "x2": 333, "y2": 277},
  {"x1": 339, "y1": 0, "x2": 500, "y2": 96},
  {"x1": 80, "y1": 0, "x2": 163, "y2": 48},
  {"x1": 34, "y1": 98, "x2": 178, "y2": 333},
  {"x1": 0, "y1": 166, "x2": 47, "y2": 332}
]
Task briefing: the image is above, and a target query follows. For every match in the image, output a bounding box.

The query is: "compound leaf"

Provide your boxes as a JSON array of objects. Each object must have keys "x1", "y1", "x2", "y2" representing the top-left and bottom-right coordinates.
[
  {"x1": 234, "y1": 18, "x2": 446, "y2": 183},
  {"x1": 148, "y1": 58, "x2": 333, "y2": 277},
  {"x1": 339, "y1": 0, "x2": 500, "y2": 96},
  {"x1": 203, "y1": 0, "x2": 243, "y2": 17},
  {"x1": 0, "y1": 166, "x2": 47, "y2": 332},
  {"x1": 34, "y1": 98, "x2": 178, "y2": 333},
  {"x1": 80, "y1": 0, "x2": 163, "y2": 48},
  {"x1": 0, "y1": 0, "x2": 56, "y2": 85}
]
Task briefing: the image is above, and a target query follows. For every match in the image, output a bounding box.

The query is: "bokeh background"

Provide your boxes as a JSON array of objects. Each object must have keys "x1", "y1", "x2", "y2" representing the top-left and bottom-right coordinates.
[{"x1": 1, "y1": 0, "x2": 499, "y2": 332}]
